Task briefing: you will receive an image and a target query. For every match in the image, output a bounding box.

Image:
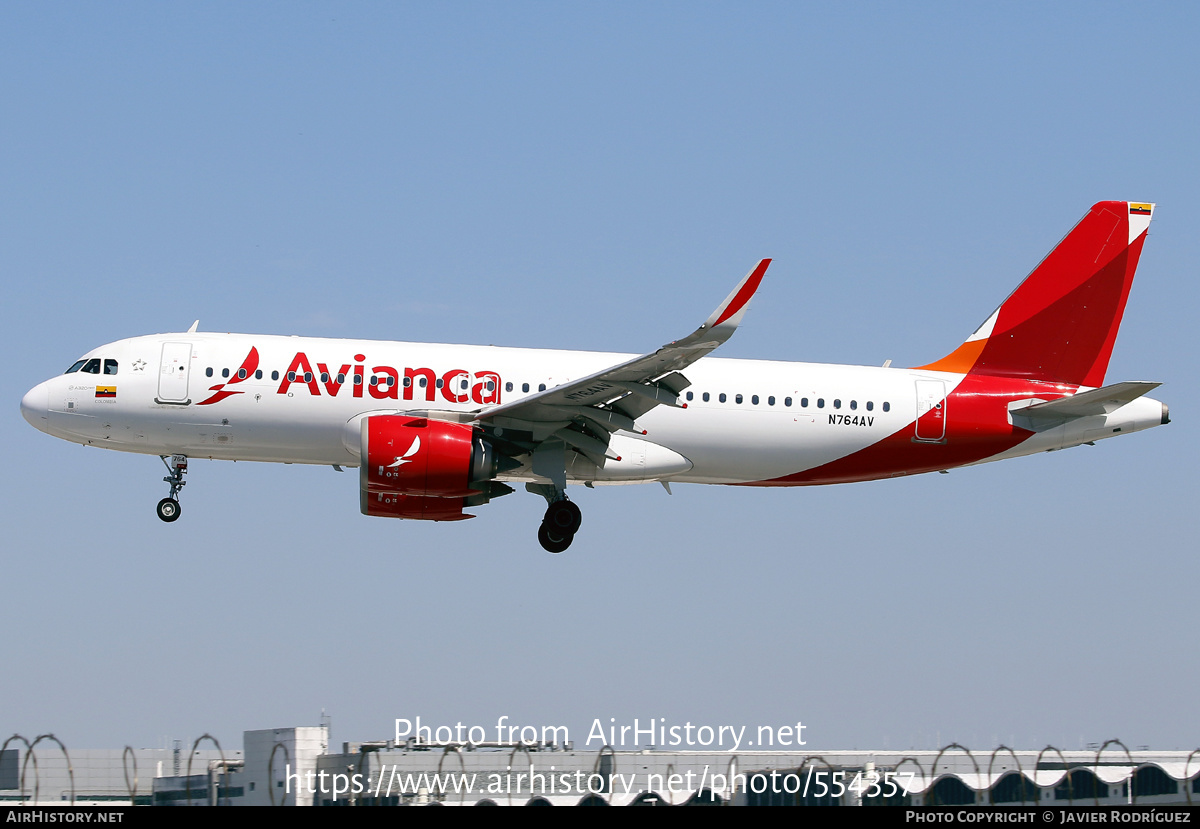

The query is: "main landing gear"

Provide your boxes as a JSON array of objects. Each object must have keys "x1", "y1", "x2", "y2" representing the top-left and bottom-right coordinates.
[
  {"x1": 537, "y1": 496, "x2": 582, "y2": 554},
  {"x1": 156, "y1": 454, "x2": 188, "y2": 523}
]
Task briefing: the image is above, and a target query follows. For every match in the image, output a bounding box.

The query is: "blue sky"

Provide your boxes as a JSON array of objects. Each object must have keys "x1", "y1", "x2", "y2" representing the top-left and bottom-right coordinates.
[{"x1": 2, "y1": 3, "x2": 1196, "y2": 753}]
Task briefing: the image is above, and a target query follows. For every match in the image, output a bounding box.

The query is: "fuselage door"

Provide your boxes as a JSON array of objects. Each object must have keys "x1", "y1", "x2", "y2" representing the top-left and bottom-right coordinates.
[
  {"x1": 157, "y1": 342, "x2": 193, "y2": 404},
  {"x1": 914, "y1": 379, "x2": 947, "y2": 442}
]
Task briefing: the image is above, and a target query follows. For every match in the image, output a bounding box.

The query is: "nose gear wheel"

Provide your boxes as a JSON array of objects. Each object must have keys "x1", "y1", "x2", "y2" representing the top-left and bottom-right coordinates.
[{"x1": 156, "y1": 498, "x2": 181, "y2": 522}]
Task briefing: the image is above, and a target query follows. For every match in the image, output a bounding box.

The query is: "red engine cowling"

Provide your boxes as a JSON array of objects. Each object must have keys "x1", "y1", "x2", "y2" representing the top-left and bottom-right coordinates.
[
  {"x1": 362, "y1": 491, "x2": 472, "y2": 522},
  {"x1": 359, "y1": 415, "x2": 498, "y2": 521}
]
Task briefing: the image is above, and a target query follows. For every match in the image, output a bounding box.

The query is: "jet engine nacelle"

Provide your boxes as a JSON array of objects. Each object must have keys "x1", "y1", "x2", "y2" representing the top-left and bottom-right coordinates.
[
  {"x1": 363, "y1": 491, "x2": 473, "y2": 522},
  {"x1": 359, "y1": 415, "x2": 502, "y2": 520}
]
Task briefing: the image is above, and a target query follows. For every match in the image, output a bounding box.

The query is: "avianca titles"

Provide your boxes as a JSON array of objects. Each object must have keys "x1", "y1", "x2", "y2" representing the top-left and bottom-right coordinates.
[{"x1": 21, "y1": 201, "x2": 1169, "y2": 552}]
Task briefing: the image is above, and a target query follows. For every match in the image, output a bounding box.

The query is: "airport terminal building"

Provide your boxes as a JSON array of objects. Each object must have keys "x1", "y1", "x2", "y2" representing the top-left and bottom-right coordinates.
[{"x1": 2, "y1": 726, "x2": 1197, "y2": 806}]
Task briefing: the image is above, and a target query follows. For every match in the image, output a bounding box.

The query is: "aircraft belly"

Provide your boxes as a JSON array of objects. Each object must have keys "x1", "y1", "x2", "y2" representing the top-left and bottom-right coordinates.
[
  {"x1": 100, "y1": 392, "x2": 349, "y2": 464},
  {"x1": 46, "y1": 409, "x2": 97, "y2": 442}
]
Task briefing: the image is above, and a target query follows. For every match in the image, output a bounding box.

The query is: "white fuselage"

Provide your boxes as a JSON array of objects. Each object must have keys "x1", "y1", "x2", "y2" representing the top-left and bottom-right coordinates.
[{"x1": 20, "y1": 332, "x2": 1166, "y2": 488}]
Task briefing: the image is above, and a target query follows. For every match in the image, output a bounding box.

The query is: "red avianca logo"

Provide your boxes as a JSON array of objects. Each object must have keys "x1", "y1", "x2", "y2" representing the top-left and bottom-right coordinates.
[
  {"x1": 198, "y1": 348, "x2": 503, "y2": 406},
  {"x1": 197, "y1": 347, "x2": 260, "y2": 406}
]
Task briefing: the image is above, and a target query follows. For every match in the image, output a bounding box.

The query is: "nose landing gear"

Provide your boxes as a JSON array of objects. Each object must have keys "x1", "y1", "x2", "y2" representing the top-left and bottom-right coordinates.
[{"x1": 157, "y1": 454, "x2": 188, "y2": 523}]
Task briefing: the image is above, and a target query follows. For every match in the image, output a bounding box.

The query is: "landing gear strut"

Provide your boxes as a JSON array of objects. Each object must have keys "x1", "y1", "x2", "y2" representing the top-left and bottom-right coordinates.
[
  {"x1": 157, "y1": 454, "x2": 188, "y2": 523},
  {"x1": 531, "y1": 489, "x2": 582, "y2": 553}
]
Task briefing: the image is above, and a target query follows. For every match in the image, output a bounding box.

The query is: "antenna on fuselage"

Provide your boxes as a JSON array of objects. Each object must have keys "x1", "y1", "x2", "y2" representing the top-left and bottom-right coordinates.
[{"x1": 187, "y1": 320, "x2": 199, "y2": 334}]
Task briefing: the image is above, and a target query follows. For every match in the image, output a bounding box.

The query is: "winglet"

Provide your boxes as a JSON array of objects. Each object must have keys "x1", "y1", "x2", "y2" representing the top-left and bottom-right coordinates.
[
  {"x1": 187, "y1": 320, "x2": 200, "y2": 334},
  {"x1": 474, "y1": 258, "x2": 773, "y2": 426},
  {"x1": 706, "y1": 258, "x2": 771, "y2": 330}
]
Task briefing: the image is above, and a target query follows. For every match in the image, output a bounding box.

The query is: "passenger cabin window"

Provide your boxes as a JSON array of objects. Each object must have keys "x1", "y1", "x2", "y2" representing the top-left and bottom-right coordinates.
[
  {"x1": 686, "y1": 392, "x2": 694, "y2": 401},
  {"x1": 702, "y1": 392, "x2": 710, "y2": 402},
  {"x1": 81, "y1": 359, "x2": 101, "y2": 374},
  {"x1": 65, "y1": 360, "x2": 87, "y2": 374},
  {"x1": 768, "y1": 396, "x2": 775, "y2": 405},
  {"x1": 538, "y1": 383, "x2": 546, "y2": 392},
  {"x1": 751, "y1": 395, "x2": 759, "y2": 405},
  {"x1": 866, "y1": 401, "x2": 874, "y2": 411},
  {"x1": 238, "y1": 368, "x2": 247, "y2": 380},
  {"x1": 522, "y1": 383, "x2": 530, "y2": 393},
  {"x1": 735, "y1": 394, "x2": 743, "y2": 404},
  {"x1": 883, "y1": 402, "x2": 891, "y2": 412},
  {"x1": 271, "y1": 371, "x2": 280, "y2": 381},
  {"x1": 505, "y1": 382, "x2": 514, "y2": 392},
  {"x1": 255, "y1": 370, "x2": 263, "y2": 379},
  {"x1": 222, "y1": 368, "x2": 230, "y2": 378},
  {"x1": 206, "y1": 367, "x2": 214, "y2": 377},
  {"x1": 719, "y1": 393, "x2": 727, "y2": 403},
  {"x1": 104, "y1": 359, "x2": 118, "y2": 375}
]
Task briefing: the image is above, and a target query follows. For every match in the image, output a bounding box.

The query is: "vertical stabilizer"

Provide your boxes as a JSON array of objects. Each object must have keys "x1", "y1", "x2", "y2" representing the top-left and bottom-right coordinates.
[{"x1": 918, "y1": 201, "x2": 1153, "y2": 387}]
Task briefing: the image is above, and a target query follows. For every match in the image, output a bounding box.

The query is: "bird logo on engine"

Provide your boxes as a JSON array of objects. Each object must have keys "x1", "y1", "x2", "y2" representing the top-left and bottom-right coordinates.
[{"x1": 386, "y1": 436, "x2": 422, "y2": 470}]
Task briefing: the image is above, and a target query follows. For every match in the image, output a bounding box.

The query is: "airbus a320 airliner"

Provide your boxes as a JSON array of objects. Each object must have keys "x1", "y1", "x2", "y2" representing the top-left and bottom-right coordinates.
[{"x1": 21, "y1": 201, "x2": 1168, "y2": 552}]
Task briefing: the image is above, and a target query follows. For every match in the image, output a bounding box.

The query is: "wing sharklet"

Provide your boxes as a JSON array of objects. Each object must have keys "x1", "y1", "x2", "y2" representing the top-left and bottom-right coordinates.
[{"x1": 708, "y1": 258, "x2": 771, "y2": 328}]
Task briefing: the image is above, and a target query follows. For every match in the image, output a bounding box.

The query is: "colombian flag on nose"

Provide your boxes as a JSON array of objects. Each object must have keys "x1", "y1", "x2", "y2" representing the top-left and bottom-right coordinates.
[{"x1": 96, "y1": 386, "x2": 116, "y2": 398}]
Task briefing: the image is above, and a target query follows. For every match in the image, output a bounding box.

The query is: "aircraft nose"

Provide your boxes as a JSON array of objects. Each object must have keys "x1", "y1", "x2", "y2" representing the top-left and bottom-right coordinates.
[{"x1": 21, "y1": 381, "x2": 50, "y2": 430}]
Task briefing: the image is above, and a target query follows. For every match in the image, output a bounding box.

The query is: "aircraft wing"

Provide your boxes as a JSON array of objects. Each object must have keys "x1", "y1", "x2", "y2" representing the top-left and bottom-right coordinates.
[{"x1": 473, "y1": 259, "x2": 771, "y2": 438}]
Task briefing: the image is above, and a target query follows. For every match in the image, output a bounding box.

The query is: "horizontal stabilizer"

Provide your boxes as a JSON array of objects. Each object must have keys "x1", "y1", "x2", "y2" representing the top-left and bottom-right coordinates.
[{"x1": 1009, "y1": 381, "x2": 1161, "y2": 430}]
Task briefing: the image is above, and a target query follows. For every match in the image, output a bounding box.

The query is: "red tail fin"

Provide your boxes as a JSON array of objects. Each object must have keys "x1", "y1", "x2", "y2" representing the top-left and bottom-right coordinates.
[{"x1": 918, "y1": 201, "x2": 1153, "y2": 387}]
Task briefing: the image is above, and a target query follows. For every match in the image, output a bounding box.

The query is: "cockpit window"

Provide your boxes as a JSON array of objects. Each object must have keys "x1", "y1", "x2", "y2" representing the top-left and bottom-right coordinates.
[
  {"x1": 104, "y1": 359, "x2": 118, "y2": 375},
  {"x1": 81, "y1": 359, "x2": 102, "y2": 374},
  {"x1": 65, "y1": 360, "x2": 87, "y2": 374}
]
